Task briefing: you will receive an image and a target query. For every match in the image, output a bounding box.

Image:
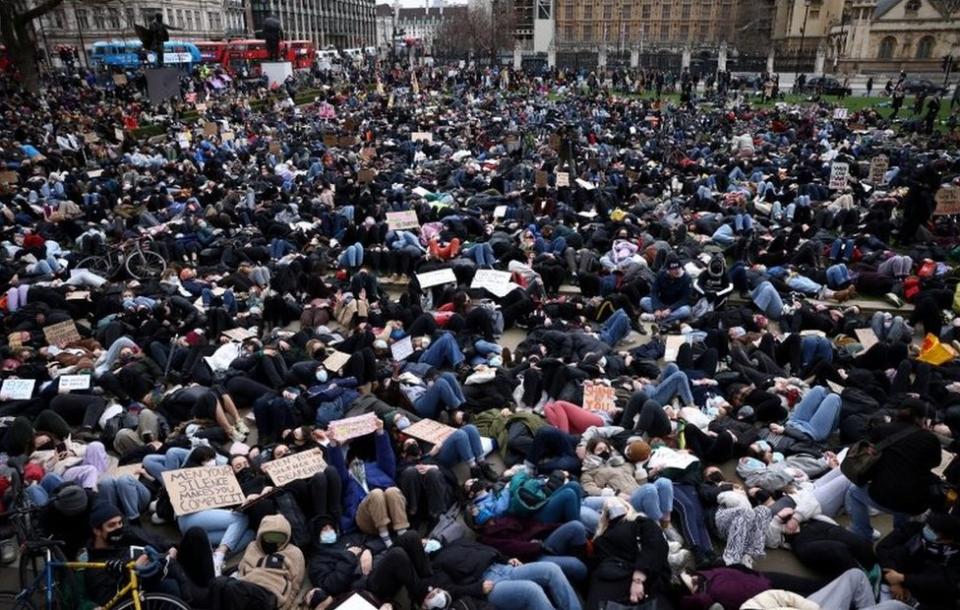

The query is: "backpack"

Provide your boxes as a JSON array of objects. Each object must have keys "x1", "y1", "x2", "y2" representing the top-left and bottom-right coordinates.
[
  {"x1": 428, "y1": 504, "x2": 469, "y2": 545},
  {"x1": 840, "y1": 426, "x2": 917, "y2": 486},
  {"x1": 903, "y1": 275, "x2": 922, "y2": 302},
  {"x1": 508, "y1": 473, "x2": 548, "y2": 516}
]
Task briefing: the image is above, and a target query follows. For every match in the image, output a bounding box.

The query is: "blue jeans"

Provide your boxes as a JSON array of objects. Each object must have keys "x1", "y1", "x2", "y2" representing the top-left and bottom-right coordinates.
[
  {"x1": 639, "y1": 298, "x2": 691, "y2": 324},
  {"x1": 844, "y1": 484, "x2": 908, "y2": 542},
  {"x1": 202, "y1": 288, "x2": 237, "y2": 314},
  {"x1": 98, "y1": 475, "x2": 151, "y2": 520},
  {"x1": 474, "y1": 340, "x2": 502, "y2": 356},
  {"x1": 539, "y1": 520, "x2": 588, "y2": 581},
  {"x1": 339, "y1": 243, "x2": 364, "y2": 268},
  {"x1": 801, "y1": 336, "x2": 834, "y2": 369},
  {"x1": 484, "y1": 561, "x2": 583, "y2": 610},
  {"x1": 786, "y1": 386, "x2": 841, "y2": 442},
  {"x1": 269, "y1": 238, "x2": 295, "y2": 259},
  {"x1": 629, "y1": 478, "x2": 674, "y2": 522},
  {"x1": 711, "y1": 224, "x2": 735, "y2": 246},
  {"x1": 535, "y1": 236, "x2": 567, "y2": 256},
  {"x1": 734, "y1": 213, "x2": 753, "y2": 233},
  {"x1": 786, "y1": 274, "x2": 822, "y2": 295},
  {"x1": 178, "y1": 509, "x2": 253, "y2": 554},
  {"x1": 831, "y1": 238, "x2": 854, "y2": 261},
  {"x1": 465, "y1": 243, "x2": 496, "y2": 268},
  {"x1": 413, "y1": 372, "x2": 465, "y2": 418},
  {"x1": 436, "y1": 424, "x2": 485, "y2": 467},
  {"x1": 534, "y1": 484, "x2": 583, "y2": 524},
  {"x1": 143, "y1": 447, "x2": 191, "y2": 481},
  {"x1": 25, "y1": 473, "x2": 66, "y2": 506},
  {"x1": 752, "y1": 281, "x2": 784, "y2": 319},
  {"x1": 643, "y1": 363, "x2": 694, "y2": 406},
  {"x1": 418, "y1": 332, "x2": 465, "y2": 368},
  {"x1": 826, "y1": 263, "x2": 852, "y2": 289},
  {"x1": 599, "y1": 308, "x2": 630, "y2": 347}
]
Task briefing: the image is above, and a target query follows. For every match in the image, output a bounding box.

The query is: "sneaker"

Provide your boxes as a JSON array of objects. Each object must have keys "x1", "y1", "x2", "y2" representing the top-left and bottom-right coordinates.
[
  {"x1": 149, "y1": 500, "x2": 158, "y2": 513},
  {"x1": 230, "y1": 428, "x2": 247, "y2": 443},
  {"x1": 151, "y1": 513, "x2": 168, "y2": 525},
  {"x1": 640, "y1": 313, "x2": 656, "y2": 322},
  {"x1": 234, "y1": 420, "x2": 249, "y2": 435},
  {"x1": 668, "y1": 549, "x2": 694, "y2": 572},
  {"x1": 884, "y1": 293, "x2": 903, "y2": 308},
  {"x1": 663, "y1": 525, "x2": 684, "y2": 544},
  {"x1": 477, "y1": 461, "x2": 499, "y2": 482},
  {"x1": 212, "y1": 551, "x2": 225, "y2": 577},
  {"x1": 0, "y1": 538, "x2": 17, "y2": 565}
]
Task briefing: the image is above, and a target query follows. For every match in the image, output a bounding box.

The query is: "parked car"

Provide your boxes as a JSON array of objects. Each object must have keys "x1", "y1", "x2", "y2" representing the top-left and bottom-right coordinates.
[
  {"x1": 801, "y1": 76, "x2": 853, "y2": 96},
  {"x1": 900, "y1": 78, "x2": 947, "y2": 96}
]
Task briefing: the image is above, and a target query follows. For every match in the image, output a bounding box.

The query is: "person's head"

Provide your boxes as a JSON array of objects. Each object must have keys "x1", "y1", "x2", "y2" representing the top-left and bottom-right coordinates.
[
  {"x1": 187, "y1": 445, "x2": 217, "y2": 467},
  {"x1": 897, "y1": 397, "x2": 930, "y2": 425},
  {"x1": 703, "y1": 466, "x2": 725, "y2": 484},
  {"x1": 315, "y1": 514, "x2": 339, "y2": 545},
  {"x1": 229, "y1": 454, "x2": 249, "y2": 473},
  {"x1": 665, "y1": 253, "x2": 683, "y2": 278},
  {"x1": 585, "y1": 437, "x2": 612, "y2": 461},
  {"x1": 423, "y1": 588, "x2": 452, "y2": 609},
  {"x1": 463, "y1": 477, "x2": 488, "y2": 500},
  {"x1": 596, "y1": 497, "x2": 635, "y2": 537},
  {"x1": 413, "y1": 336, "x2": 431, "y2": 350},
  {"x1": 624, "y1": 439, "x2": 651, "y2": 463},
  {"x1": 923, "y1": 513, "x2": 960, "y2": 545},
  {"x1": 402, "y1": 438, "x2": 422, "y2": 459},
  {"x1": 89, "y1": 502, "x2": 124, "y2": 548}
]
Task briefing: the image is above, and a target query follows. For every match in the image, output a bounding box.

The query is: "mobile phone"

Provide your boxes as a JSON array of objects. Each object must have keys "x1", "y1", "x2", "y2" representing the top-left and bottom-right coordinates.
[{"x1": 129, "y1": 546, "x2": 146, "y2": 560}]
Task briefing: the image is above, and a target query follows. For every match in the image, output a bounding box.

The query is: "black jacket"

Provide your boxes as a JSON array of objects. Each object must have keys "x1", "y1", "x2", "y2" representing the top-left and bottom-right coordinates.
[
  {"x1": 425, "y1": 539, "x2": 506, "y2": 599},
  {"x1": 866, "y1": 422, "x2": 941, "y2": 515},
  {"x1": 876, "y1": 523, "x2": 960, "y2": 610}
]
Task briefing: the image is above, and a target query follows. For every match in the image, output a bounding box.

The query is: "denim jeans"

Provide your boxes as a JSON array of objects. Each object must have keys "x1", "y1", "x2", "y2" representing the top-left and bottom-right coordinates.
[
  {"x1": 202, "y1": 288, "x2": 237, "y2": 314},
  {"x1": 844, "y1": 484, "x2": 908, "y2": 542},
  {"x1": 534, "y1": 484, "x2": 583, "y2": 524},
  {"x1": 178, "y1": 509, "x2": 253, "y2": 554},
  {"x1": 464, "y1": 243, "x2": 496, "y2": 268},
  {"x1": 734, "y1": 213, "x2": 753, "y2": 233},
  {"x1": 639, "y1": 298, "x2": 692, "y2": 324},
  {"x1": 535, "y1": 236, "x2": 567, "y2": 256},
  {"x1": 436, "y1": 424, "x2": 485, "y2": 467},
  {"x1": 98, "y1": 475, "x2": 151, "y2": 520},
  {"x1": 711, "y1": 224, "x2": 736, "y2": 246},
  {"x1": 484, "y1": 561, "x2": 583, "y2": 610},
  {"x1": 418, "y1": 332, "x2": 465, "y2": 368},
  {"x1": 830, "y1": 238, "x2": 855, "y2": 261},
  {"x1": 599, "y1": 308, "x2": 630, "y2": 347},
  {"x1": 826, "y1": 263, "x2": 852, "y2": 289},
  {"x1": 772, "y1": 202, "x2": 797, "y2": 223},
  {"x1": 338, "y1": 243, "x2": 364, "y2": 268},
  {"x1": 871, "y1": 312, "x2": 910, "y2": 344},
  {"x1": 642, "y1": 363, "x2": 694, "y2": 406},
  {"x1": 538, "y1": 520, "x2": 588, "y2": 582},
  {"x1": 752, "y1": 281, "x2": 784, "y2": 319},
  {"x1": 786, "y1": 274, "x2": 822, "y2": 295},
  {"x1": 25, "y1": 473, "x2": 66, "y2": 506},
  {"x1": 786, "y1": 386, "x2": 841, "y2": 442},
  {"x1": 143, "y1": 447, "x2": 192, "y2": 481},
  {"x1": 269, "y1": 238, "x2": 295, "y2": 259},
  {"x1": 413, "y1": 372, "x2": 465, "y2": 418},
  {"x1": 629, "y1": 478, "x2": 674, "y2": 521},
  {"x1": 474, "y1": 340, "x2": 502, "y2": 356},
  {"x1": 801, "y1": 336, "x2": 834, "y2": 369}
]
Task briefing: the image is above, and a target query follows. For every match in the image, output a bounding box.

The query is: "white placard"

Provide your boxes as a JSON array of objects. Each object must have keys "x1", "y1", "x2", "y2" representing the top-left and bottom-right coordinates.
[
  {"x1": 411, "y1": 132, "x2": 433, "y2": 143},
  {"x1": 829, "y1": 162, "x2": 849, "y2": 190},
  {"x1": 386, "y1": 210, "x2": 420, "y2": 230},
  {"x1": 556, "y1": 172, "x2": 570, "y2": 188},
  {"x1": 417, "y1": 268, "x2": 457, "y2": 289},
  {"x1": 833, "y1": 108, "x2": 848, "y2": 120},
  {"x1": 0, "y1": 379, "x2": 35, "y2": 400},
  {"x1": 575, "y1": 178, "x2": 596, "y2": 191},
  {"x1": 390, "y1": 336, "x2": 414, "y2": 361},
  {"x1": 59, "y1": 374, "x2": 91, "y2": 391},
  {"x1": 664, "y1": 335, "x2": 685, "y2": 362},
  {"x1": 493, "y1": 205, "x2": 508, "y2": 218},
  {"x1": 471, "y1": 269, "x2": 515, "y2": 297}
]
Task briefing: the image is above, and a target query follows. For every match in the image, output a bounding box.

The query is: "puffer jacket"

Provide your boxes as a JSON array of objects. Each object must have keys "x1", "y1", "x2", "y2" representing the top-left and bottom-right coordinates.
[
  {"x1": 740, "y1": 589, "x2": 817, "y2": 610},
  {"x1": 238, "y1": 514, "x2": 305, "y2": 610},
  {"x1": 579, "y1": 454, "x2": 648, "y2": 497}
]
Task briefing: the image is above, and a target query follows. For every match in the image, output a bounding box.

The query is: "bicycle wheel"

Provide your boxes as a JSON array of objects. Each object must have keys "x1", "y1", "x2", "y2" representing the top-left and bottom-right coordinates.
[
  {"x1": 78, "y1": 255, "x2": 117, "y2": 278},
  {"x1": 112, "y1": 592, "x2": 191, "y2": 610},
  {"x1": 124, "y1": 250, "x2": 167, "y2": 280},
  {"x1": 0, "y1": 590, "x2": 36, "y2": 610}
]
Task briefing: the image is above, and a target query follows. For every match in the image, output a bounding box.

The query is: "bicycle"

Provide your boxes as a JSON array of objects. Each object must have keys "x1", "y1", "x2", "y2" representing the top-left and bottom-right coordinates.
[
  {"x1": 77, "y1": 237, "x2": 167, "y2": 281},
  {"x1": 0, "y1": 539, "x2": 189, "y2": 610}
]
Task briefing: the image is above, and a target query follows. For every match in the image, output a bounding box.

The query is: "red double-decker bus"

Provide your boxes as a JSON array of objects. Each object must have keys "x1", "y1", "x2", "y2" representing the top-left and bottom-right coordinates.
[
  {"x1": 195, "y1": 41, "x2": 228, "y2": 65},
  {"x1": 222, "y1": 39, "x2": 315, "y2": 75}
]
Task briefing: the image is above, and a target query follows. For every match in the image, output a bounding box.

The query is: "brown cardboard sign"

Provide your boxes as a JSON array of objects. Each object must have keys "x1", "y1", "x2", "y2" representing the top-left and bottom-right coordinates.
[
  {"x1": 327, "y1": 413, "x2": 380, "y2": 443},
  {"x1": 43, "y1": 320, "x2": 81, "y2": 346},
  {"x1": 583, "y1": 384, "x2": 617, "y2": 413},
  {"x1": 261, "y1": 448, "x2": 327, "y2": 487},
  {"x1": 404, "y1": 418, "x2": 456, "y2": 445},
  {"x1": 161, "y1": 465, "x2": 245, "y2": 516}
]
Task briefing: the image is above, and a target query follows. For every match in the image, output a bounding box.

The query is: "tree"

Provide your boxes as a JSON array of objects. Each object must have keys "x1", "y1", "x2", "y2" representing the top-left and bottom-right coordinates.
[
  {"x1": 0, "y1": 0, "x2": 114, "y2": 92},
  {"x1": 434, "y1": 0, "x2": 517, "y2": 64}
]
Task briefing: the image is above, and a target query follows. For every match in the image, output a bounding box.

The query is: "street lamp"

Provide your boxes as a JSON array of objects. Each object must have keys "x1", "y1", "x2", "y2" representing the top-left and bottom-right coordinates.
[{"x1": 796, "y1": 0, "x2": 812, "y2": 82}]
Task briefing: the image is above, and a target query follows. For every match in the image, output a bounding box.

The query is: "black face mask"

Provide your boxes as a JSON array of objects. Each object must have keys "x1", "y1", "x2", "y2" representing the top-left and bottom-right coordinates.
[
  {"x1": 707, "y1": 472, "x2": 724, "y2": 484},
  {"x1": 261, "y1": 541, "x2": 280, "y2": 554},
  {"x1": 597, "y1": 451, "x2": 611, "y2": 461},
  {"x1": 405, "y1": 445, "x2": 421, "y2": 459},
  {"x1": 107, "y1": 528, "x2": 125, "y2": 545},
  {"x1": 753, "y1": 490, "x2": 772, "y2": 505}
]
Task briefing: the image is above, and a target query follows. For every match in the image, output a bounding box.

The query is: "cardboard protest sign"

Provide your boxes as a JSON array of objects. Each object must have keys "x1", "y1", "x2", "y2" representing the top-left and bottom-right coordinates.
[
  {"x1": 8, "y1": 332, "x2": 23, "y2": 351},
  {"x1": 556, "y1": 172, "x2": 570, "y2": 188},
  {"x1": 221, "y1": 131, "x2": 235, "y2": 142},
  {"x1": 417, "y1": 268, "x2": 457, "y2": 289},
  {"x1": 829, "y1": 162, "x2": 849, "y2": 190},
  {"x1": 112, "y1": 74, "x2": 127, "y2": 85},
  {"x1": 87, "y1": 170, "x2": 104, "y2": 179},
  {"x1": 664, "y1": 335, "x2": 685, "y2": 362},
  {"x1": 162, "y1": 465, "x2": 245, "y2": 516},
  {"x1": 333, "y1": 593, "x2": 378, "y2": 610},
  {"x1": 411, "y1": 132, "x2": 433, "y2": 144},
  {"x1": 83, "y1": 133, "x2": 100, "y2": 144},
  {"x1": 58, "y1": 374, "x2": 91, "y2": 391},
  {"x1": 203, "y1": 122, "x2": 219, "y2": 137},
  {"x1": 323, "y1": 133, "x2": 338, "y2": 147},
  {"x1": 323, "y1": 350, "x2": 351, "y2": 373},
  {"x1": 390, "y1": 336, "x2": 414, "y2": 361},
  {"x1": 493, "y1": 205, "x2": 508, "y2": 218},
  {"x1": 361, "y1": 147, "x2": 377, "y2": 160},
  {"x1": 471, "y1": 269, "x2": 515, "y2": 298},
  {"x1": 575, "y1": 178, "x2": 596, "y2": 191},
  {"x1": 1, "y1": 379, "x2": 35, "y2": 400},
  {"x1": 868, "y1": 155, "x2": 889, "y2": 185},
  {"x1": 404, "y1": 418, "x2": 456, "y2": 445},
  {"x1": 222, "y1": 327, "x2": 256, "y2": 342},
  {"x1": 328, "y1": 413, "x2": 380, "y2": 442},
  {"x1": 934, "y1": 186, "x2": 960, "y2": 216},
  {"x1": 386, "y1": 210, "x2": 420, "y2": 230},
  {"x1": 0, "y1": 171, "x2": 19, "y2": 185},
  {"x1": 582, "y1": 384, "x2": 617, "y2": 413},
  {"x1": 66, "y1": 291, "x2": 91, "y2": 301},
  {"x1": 358, "y1": 169, "x2": 375, "y2": 184},
  {"x1": 114, "y1": 128, "x2": 124, "y2": 142},
  {"x1": 43, "y1": 320, "x2": 81, "y2": 346},
  {"x1": 833, "y1": 108, "x2": 848, "y2": 120},
  {"x1": 854, "y1": 328, "x2": 879, "y2": 352},
  {"x1": 262, "y1": 448, "x2": 327, "y2": 487},
  {"x1": 535, "y1": 170, "x2": 548, "y2": 188},
  {"x1": 549, "y1": 134, "x2": 561, "y2": 150}
]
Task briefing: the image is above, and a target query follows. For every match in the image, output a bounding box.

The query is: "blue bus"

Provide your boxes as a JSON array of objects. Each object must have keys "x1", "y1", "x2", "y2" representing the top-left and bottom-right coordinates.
[{"x1": 90, "y1": 40, "x2": 201, "y2": 70}]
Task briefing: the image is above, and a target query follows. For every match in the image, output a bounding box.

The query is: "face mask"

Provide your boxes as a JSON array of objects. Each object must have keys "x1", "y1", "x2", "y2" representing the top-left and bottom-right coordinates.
[
  {"x1": 315, "y1": 369, "x2": 328, "y2": 383},
  {"x1": 424, "y1": 539, "x2": 442, "y2": 554},
  {"x1": 107, "y1": 528, "x2": 125, "y2": 545},
  {"x1": 742, "y1": 457, "x2": 765, "y2": 471},
  {"x1": 424, "y1": 590, "x2": 451, "y2": 610},
  {"x1": 922, "y1": 525, "x2": 939, "y2": 543},
  {"x1": 261, "y1": 541, "x2": 280, "y2": 554},
  {"x1": 597, "y1": 451, "x2": 611, "y2": 461},
  {"x1": 320, "y1": 529, "x2": 337, "y2": 545}
]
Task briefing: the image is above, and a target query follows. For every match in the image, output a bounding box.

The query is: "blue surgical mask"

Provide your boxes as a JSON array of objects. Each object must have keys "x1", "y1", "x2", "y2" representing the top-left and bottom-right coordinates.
[
  {"x1": 742, "y1": 457, "x2": 766, "y2": 471},
  {"x1": 320, "y1": 529, "x2": 337, "y2": 545},
  {"x1": 424, "y1": 539, "x2": 442, "y2": 554},
  {"x1": 922, "y1": 525, "x2": 938, "y2": 543},
  {"x1": 315, "y1": 369, "x2": 328, "y2": 383}
]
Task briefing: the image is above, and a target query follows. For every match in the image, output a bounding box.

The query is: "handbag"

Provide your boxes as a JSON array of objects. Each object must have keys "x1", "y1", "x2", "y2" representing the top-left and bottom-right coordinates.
[{"x1": 840, "y1": 426, "x2": 917, "y2": 486}]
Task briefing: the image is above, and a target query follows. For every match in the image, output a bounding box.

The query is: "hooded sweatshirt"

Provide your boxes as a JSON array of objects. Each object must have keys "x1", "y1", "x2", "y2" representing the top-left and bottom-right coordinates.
[{"x1": 238, "y1": 514, "x2": 305, "y2": 610}]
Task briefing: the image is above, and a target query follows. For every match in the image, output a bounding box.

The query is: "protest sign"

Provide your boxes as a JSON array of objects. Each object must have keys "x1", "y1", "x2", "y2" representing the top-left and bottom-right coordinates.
[
  {"x1": 411, "y1": 132, "x2": 433, "y2": 143},
  {"x1": 829, "y1": 162, "x2": 849, "y2": 190},
  {"x1": 262, "y1": 448, "x2": 327, "y2": 487},
  {"x1": 1, "y1": 379, "x2": 35, "y2": 400},
  {"x1": 471, "y1": 269, "x2": 515, "y2": 297},
  {"x1": 361, "y1": 147, "x2": 377, "y2": 160},
  {"x1": 222, "y1": 327, "x2": 256, "y2": 342},
  {"x1": 323, "y1": 350, "x2": 351, "y2": 373},
  {"x1": 404, "y1": 419, "x2": 456, "y2": 445},
  {"x1": 203, "y1": 122, "x2": 218, "y2": 137},
  {"x1": 87, "y1": 170, "x2": 103, "y2": 179},
  {"x1": 0, "y1": 171, "x2": 19, "y2": 185},
  {"x1": 549, "y1": 134, "x2": 561, "y2": 150},
  {"x1": 114, "y1": 128, "x2": 124, "y2": 142},
  {"x1": 83, "y1": 133, "x2": 100, "y2": 144},
  {"x1": 66, "y1": 291, "x2": 91, "y2": 301},
  {"x1": 575, "y1": 178, "x2": 596, "y2": 191},
  {"x1": 112, "y1": 74, "x2": 127, "y2": 85},
  {"x1": 161, "y1": 465, "x2": 244, "y2": 516},
  {"x1": 386, "y1": 210, "x2": 420, "y2": 230},
  {"x1": 868, "y1": 155, "x2": 889, "y2": 185},
  {"x1": 934, "y1": 185, "x2": 960, "y2": 216},
  {"x1": 358, "y1": 169, "x2": 375, "y2": 184},
  {"x1": 323, "y1": 133, "x2": 338, "y2": 147},
  {"x1": 535, "y1": 170, "x2": 548, "y2": 188},
  {"x1": 854, "y1": 328, "x2": 879, "y2": 352},
  {"x1": 583, "y1": 384, "x2": 617, "y2": 413},
  {"x1": 556, "y1": 172, "x2": 570, "y2": 188},
  {"x1": 390, "y1": 336, "x2": 414, "y2": 361},
  {"x1": 8, "y1": 332, "x2": 23, "y2": 351},
  {"x1": 417, "y1": 268, "x2": 457, "y2": 289},
  {"x1": 221, "y1": 131, "x2": 235, "y2": 142},
  {"x1": 833, "y1": 108, "x2": 848, "y2": 120},
  {"x1": 664, "y1": 335, "x2": 685, "y2": 362},
  {"x1": 328, "y1": 413, "x2": 380, "y2": 442},
  {"x1": 43, "y1": 320, "x2": 81, "y2": 346},
  {"x1": 269, "y1": 141, "x2": 281, "y2": 155},
  {"x1": 493, "y1": 205, "x2": 508, "y2": 218},
  {"x1": 59, "y1": 374, "x2": 91, "y2": 391}
]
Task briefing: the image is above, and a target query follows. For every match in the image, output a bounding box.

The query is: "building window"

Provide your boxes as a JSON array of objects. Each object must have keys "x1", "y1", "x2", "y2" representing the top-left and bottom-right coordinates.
[
  {"x1": 186, "y1": 10, "x2": 194, "y2": 30},
  {"x1": 176, "y1": 9, "x2": 184, "y2": 28},
  {"x1": 583, "y1": 5, "x2": 592, "y2": 19},
  {"x1": 681, "y1": 4, "x2": 691, "y2": 19},
  {"x1": 583, "y1": 24, "x2": 593, "y2": 41},
  {"x1": 662, "y1": 5, "x2": 671, "y2": 19},
  {"x1": 916, "y1": 35, "x2": 935, "y2": 59},
  {"x1": 124, "y1": 8, "x2": 135, "y2": 27},
  {"x1": 92, "y1": 8, "x2": 105, "y2": 29},
  {"x1": 642, "y1": 4, "x2": 651, "y2": 19},
  {"x1": 53, "y1": 9, "x2": 65, "y2": 28},
  {"x1": 603, "y1": 3, "x2": 612, "y2": 20},
  {"x1": 680, "y1": 24, "x2": 689, "y2": 39},
  {"x1": 879, "y1": 36, "x2": 897, "y2": 59},
  {"x1": 108, "y1": 8, "x2": 120, "y2": 29},
  {"x1": 76, "y1": 9, "x2": 89, "y2": 29},
  {"x1": 660, "y1": 27, "x2": 669, "y2": 41},
  {"x1": 537, "y1": 0, "x2": 551, "y2": 19},
  {"x1": 905, "y1": 0, "x2": 920, "y2": 15}
]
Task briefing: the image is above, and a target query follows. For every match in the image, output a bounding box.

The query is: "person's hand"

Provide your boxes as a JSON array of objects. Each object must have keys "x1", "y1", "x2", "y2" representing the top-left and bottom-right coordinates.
[
  {"x1": 360, "y1": 549, "x2": 373, "y2": 575},
  {"x1": 889, "y1": 583, "x2": 909, "y2": 602},
  {"x1": 428, "y1": 440, "x2": 443, "y2": 456},
  {"x1": 508, "y1": 557, "x2": 522, "y2": 567},
  {"x1": 135, "y1": 554, "x2": 150, "y2": 568},
  {"x1": 166, "y1": 547, "x2": 177, "y2": 560},
  {"x1": 347, "y1": 545, "x2": 362, "y2": 556},
  {"x1": 482, "y1": 580, "x2": 495, "y2": 595},
  {"x1": 415, "y1": 464, "x2": 437, "y2": 474},
  {"x1": 629, "y1": 571, "x2": 647, "y2": 603},
  {"x1": 327, "y1": 429, "x2": 340, "y2": 447},
  {"x1": 374, "y1": 417, "x2": 384, "y2": 435},
  {"x1": 883, "y1": 569, "x2": 905, "y2": 586},
  {"x1": 769, "y1": 423, "x2": 785, "y2": 434}
]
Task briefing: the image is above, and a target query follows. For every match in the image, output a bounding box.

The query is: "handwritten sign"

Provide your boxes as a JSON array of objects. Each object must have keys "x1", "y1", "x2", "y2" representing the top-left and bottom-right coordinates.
[
  {"x1": 161, "y1": 465, "x2": 245, "y2": 517},
  {"x1": 868, "y1": 155, "x2": 889, "y2": 185},
  {"x1": 833, "y1": 107, "x2": 848, "y2": 120},
  {"x1": 83, "y1": 133, "x2": 100, "y2": 144},
  {"x1": 203, "y1": 122, "x2": 218, "y2": 137},
  {"x1": 390, "y1": 336, "x2": 414, "y2": 361},
  {"x1": 1, "y1": 379, "x2": 35, "y2": 400},
  {"x1": 386, "y1": 210, "x2": 420, "y2": 230},
  {"x1": 583, "y1": 384, "x2": 617, "y2": 413},
  {"x1": 328, "y1": 413, "x2": 379, "y2": 442},
  {"x1": 411, "y1": 132, "x2": 433, "y2": 144},
  {"x1": 221, "y1": 131, "x2": 235, "y2": 142},
  {"x1": 934, "y1": 185, "x2": 960, "y2": 216},
  {"x1": 262, "y1": 448, "x2": 327, "y2": 487},
  {"x1": 664, "y1": 335, "x2": 685, "y2": 362},
  {"x1": 417, "y1": 268, "x2": 457, "y2": 289},
  {"x1": 323, "y1": 350, "x2": 351, "y2": 373},
  {"x1": 58, "y1": 374, "x2": 91, "y2": 391},
  {"x1": 222, "y1": 327, "x2": 257, "y2": 342},
  {"x1": 66, "y1": 291, "x2": 91, "y2": 301},
  {"x1": 535, "y1": 170, "x2": 548, "y2": 188},
  {"x1": 112, "y1": 74, "x2": 127, "y2": 85},
  {"x1": 829, "y1": 162, "x2": 849, "y2": 191},
  {"x1": 471, "y1": 269, "x2": 515, "y2": 298},
  {"x1": 43, "y1": 320, "x2": 81, "y2": 346},
  {"x1": 404, "y1": 418, "x2": 456, "y2": 445},
  {"x1": 358, "y1": 168, "x2": 375, "y2": 184},
  {"x1": 549, "y1": 134, "x2": 561, "y2": 150},
  {"x1": 323, "y1": 133, "x2": 338, "y2": 148},
  {"x1": 854, "y1": 328, "x2": 879, "y2": 352},
  {"x1": 493, "y1": 205, "x2": 508, "y2": 218}
]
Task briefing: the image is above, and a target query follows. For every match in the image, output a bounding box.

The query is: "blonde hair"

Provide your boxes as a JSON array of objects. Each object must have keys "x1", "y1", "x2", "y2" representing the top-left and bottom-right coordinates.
[{"x1": 594, "y1": 497, "x2": 637, "y2": 538}]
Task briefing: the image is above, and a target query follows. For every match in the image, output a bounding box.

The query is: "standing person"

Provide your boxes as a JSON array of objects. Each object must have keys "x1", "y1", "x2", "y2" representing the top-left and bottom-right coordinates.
[
  {"x1": 891, "y1": 86, "x2": 905, "y2": 119},
  {"x1": 866, "y1": 76, "x2": 874, "y2": 97},
  {"x1": 924, "y1": 94, "x2": 942, "y2": 134}
]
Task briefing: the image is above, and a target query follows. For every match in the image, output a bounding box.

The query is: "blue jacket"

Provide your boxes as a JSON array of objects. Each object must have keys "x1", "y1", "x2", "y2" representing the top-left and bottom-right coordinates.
[{"x1": 330, "y1": 431, "x2": 396, "y2": 533}]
